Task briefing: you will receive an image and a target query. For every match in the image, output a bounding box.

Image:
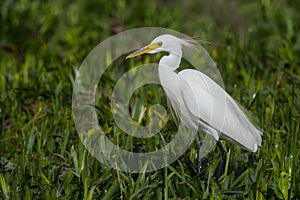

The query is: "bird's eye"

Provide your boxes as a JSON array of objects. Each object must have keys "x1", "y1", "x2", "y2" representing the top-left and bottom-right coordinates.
[{"x1": 158, "y1": 41, "x2": 163, "y2": 46}]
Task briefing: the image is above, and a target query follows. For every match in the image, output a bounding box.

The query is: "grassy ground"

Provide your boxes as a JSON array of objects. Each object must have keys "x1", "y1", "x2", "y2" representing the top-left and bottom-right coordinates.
[{"x1": 1, "y1": 0, "x2": 300, "y2": 199}]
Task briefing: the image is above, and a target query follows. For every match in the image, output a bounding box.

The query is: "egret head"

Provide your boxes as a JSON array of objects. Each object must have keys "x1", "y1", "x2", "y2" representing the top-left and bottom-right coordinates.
[{"x1": 126, "y1": 34, "x2": 187, "y2": 59}]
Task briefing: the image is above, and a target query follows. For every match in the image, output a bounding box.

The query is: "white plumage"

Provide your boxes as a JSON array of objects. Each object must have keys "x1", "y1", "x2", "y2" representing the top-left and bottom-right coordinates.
[{"x1": 127, "y1": 34, "x2": 262, "y2": 156}]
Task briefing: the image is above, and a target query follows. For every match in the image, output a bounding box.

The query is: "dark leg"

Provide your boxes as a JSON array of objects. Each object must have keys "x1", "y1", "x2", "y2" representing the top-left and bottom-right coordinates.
[
  {"x1": 215, "y1": 141, "x2": 227, "y2": 179},
  {"x1": 195, "y1": 132, "x2": 201, "y2": 182}
]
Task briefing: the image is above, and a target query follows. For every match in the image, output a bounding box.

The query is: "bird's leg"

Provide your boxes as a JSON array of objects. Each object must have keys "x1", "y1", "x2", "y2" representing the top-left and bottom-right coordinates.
[
  {"x1": 215, "y1": 141, "x2": 227, "y2": 179},
  {"x1": 195, "y1": 132, "x2": 202, "y2": 182}
]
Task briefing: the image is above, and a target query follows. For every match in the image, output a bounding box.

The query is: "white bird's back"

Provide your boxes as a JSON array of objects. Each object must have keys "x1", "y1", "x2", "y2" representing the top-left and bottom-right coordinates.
[{"x1": 179, "y1": 69, "x2": 262, "y2": 152}]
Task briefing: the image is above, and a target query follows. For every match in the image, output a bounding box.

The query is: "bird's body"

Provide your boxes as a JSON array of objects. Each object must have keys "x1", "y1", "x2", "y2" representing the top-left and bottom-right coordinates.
[
  {"x1": 127, "y1": 34, "x2": 262, "y2": 178},
  {"x1": 162, "y1": 67, "x2": 261, "y2": 152}
]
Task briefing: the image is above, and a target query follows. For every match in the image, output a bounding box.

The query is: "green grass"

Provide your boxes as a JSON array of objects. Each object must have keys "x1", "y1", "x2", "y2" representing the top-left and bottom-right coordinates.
[{"x1": 1, "y1": 0, "x2": 300, "y2": 199}]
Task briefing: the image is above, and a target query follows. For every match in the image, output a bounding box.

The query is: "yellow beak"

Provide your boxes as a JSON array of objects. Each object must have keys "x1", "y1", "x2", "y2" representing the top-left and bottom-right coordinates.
[{"x1": 126, "y1": 42, "x2": 162, "y2": 59}]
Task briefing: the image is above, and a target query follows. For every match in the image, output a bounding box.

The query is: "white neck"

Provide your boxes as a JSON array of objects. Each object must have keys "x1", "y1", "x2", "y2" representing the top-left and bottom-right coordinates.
[
  {"x1": 159, "y1": 51, "x2": 182, "y2": 71},
  {"x1": 158, "y1": 51, "x2": 182, "y2": 95}
]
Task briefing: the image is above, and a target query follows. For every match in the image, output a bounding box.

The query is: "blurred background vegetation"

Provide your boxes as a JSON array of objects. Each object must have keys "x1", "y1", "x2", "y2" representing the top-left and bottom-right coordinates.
[{"x1": 1, "y1": 0, "x2": 299, "y2": 199}]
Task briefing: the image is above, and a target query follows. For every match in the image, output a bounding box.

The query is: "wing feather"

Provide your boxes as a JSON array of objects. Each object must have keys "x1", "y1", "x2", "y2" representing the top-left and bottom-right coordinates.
[{"x1": 178, "y1": 69, "x2": 262, "y2": 152}]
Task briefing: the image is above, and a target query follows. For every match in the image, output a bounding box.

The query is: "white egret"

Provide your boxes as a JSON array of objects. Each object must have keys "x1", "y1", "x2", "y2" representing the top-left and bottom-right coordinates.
[{"x1": 126, "y1": 34, "x2": 262, "y2": 179}]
